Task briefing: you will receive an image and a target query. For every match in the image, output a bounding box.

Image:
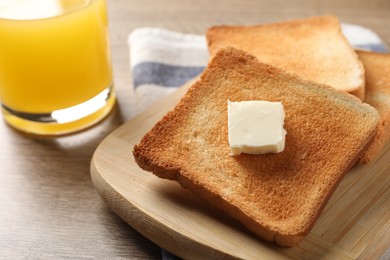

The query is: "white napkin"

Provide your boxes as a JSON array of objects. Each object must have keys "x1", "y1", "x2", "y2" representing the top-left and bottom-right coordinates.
[
  {"x1": 128, "y1": 28, "x2": 208, "y2": 113},
  {"x1": 128, "y1": 24, "x2": 387, "y2": 114}
]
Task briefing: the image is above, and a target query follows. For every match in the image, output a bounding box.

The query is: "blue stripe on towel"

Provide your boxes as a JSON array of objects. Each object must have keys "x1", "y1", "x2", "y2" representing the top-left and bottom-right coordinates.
[
  {"x1": 355, "y1": 43, "x2": 388, "y2": 53},
  {"x1": 133, "y1": 62, "x2": 205, "y2": 88}
]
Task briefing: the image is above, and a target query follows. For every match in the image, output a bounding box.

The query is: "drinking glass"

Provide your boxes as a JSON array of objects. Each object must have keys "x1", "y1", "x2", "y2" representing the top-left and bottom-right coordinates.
[{"x1": 0, "y1": 0, "x2": 115, "y2": 135}]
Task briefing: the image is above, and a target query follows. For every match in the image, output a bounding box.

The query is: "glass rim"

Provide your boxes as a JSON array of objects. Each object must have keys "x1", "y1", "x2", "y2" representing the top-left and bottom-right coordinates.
[{"x1": 0, "y1": 0, "x2": 99, "y2": 22}]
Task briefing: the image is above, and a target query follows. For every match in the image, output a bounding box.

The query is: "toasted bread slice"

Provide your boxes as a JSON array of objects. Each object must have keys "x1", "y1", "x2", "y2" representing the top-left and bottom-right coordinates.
[
  {"x1": 206, "y1": 15, "x2": 365, "y2": 100},
  {"x1": 133, "y1": 47, "x2": 379, "y2": 247},
  {"x1": 358, "y1": 51, "x2": 390, "y2": 164}
]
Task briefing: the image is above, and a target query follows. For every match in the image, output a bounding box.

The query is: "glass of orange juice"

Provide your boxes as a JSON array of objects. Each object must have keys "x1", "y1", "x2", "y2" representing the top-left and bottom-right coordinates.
[{"x1": 0, "y1": 0, "x2": 115, "y2": 135}]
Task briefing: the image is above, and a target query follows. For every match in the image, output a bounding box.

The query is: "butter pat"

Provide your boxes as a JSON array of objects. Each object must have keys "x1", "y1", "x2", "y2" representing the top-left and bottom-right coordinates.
[{"x1": 227, "y1": 100, "x2": 286, "y2": 155}]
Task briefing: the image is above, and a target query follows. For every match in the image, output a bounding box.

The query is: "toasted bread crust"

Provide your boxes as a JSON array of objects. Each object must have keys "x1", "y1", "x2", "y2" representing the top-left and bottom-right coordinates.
[
  {"x1": 206, "y1": 15, "x2": 365, "y2": 99},
  {"x1": 133, "y1": 47, "x2": 379, "y2": 247},
  {"x1": 357, "y1": 51, "x2": 390, "y2": 164}
]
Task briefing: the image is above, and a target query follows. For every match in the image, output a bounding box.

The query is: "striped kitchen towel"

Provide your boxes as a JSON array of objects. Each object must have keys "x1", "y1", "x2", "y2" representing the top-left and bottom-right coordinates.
[
  {"x1": 128, "y1": 24, "x2": 387, "y2": 114},
  {"x1": 128, "y1": 28, "x2": 209, "y2": 113}
]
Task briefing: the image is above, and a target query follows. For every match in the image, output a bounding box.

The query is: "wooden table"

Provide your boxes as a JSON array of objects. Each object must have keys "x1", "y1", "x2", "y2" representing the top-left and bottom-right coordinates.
[{"x1": 1, "y1": 0, "x2": 389, "y2": 258}]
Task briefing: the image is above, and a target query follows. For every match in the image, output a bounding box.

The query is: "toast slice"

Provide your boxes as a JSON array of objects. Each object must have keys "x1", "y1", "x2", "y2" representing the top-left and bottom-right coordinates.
[
  {"x1": 133, "y1": 47, "x2": 379, "y2": 247},
  {"x1": 206, "y1": 15, "x2": 365, "y2": 100},
  {"x1": 358, "y1": 51, "x2": 390, "y2": 164}
]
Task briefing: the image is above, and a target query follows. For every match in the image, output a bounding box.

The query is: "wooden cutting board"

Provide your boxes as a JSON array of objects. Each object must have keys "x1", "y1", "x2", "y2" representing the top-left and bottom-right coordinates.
[{"x1": 91, "y1": 80, "x2": 390, "y2": 259}]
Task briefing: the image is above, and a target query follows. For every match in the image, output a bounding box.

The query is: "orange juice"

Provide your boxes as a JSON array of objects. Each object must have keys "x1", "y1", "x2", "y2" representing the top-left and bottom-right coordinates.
[{"x1": 0, "y1": 0, "x2": 115, "y2": 135}]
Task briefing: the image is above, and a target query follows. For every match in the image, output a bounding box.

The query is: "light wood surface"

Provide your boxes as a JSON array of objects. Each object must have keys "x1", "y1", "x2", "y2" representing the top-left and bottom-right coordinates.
[
  {"x1": 91, "y1": 79, "x2": 390, "y2": 259},
  {"x1": 1, "y1": 0, "x2": 390, "y2": 258}
]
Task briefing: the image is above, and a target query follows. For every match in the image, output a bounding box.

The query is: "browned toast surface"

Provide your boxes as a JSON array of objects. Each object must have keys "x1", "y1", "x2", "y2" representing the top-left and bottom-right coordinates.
[
  {"x1": 358, "y1": 51, "x2": 390, "y2": 163},
  {"x1": 206, "y1": 15, "x2": 365, "y2": 100},
  {"x1": 133, "y1": 47, "x2": 379, "y2": 247}
]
